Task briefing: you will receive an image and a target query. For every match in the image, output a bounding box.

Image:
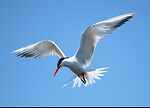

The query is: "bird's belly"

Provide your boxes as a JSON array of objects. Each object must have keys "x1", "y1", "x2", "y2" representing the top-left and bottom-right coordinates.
[{"x1": 66, "y1": 62, "x2": 85, "y2": 75}]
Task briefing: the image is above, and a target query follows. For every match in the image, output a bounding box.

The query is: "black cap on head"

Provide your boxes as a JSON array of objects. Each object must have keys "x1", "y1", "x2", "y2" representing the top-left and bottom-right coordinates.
[{"x1": 57, "y1": 57, "x2": 69, "y2": 67}]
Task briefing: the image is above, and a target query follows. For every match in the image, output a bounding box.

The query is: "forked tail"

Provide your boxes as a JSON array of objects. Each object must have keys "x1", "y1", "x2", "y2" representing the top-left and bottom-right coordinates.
[{"x1": 62, "y1": 67, "x2": 109, "y2": 88}]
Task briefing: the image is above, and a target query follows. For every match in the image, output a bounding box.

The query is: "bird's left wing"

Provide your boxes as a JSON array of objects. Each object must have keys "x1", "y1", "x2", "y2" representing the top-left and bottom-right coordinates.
[
  {"x1": 75, "y1": 13, "x2": 135, "y2": 67},
  {"x1": 12, "y1": 40, "x2": 66, "y2": 58}
]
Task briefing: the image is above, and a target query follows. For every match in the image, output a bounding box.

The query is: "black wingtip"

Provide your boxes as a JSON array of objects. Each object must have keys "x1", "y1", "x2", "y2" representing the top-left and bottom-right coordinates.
[
  {"x1": 113, "y1": 15, "x2": 134, "y2": 28},
  {"x1": 15, "y1": 52, "x2": 38, "y2": 58}
]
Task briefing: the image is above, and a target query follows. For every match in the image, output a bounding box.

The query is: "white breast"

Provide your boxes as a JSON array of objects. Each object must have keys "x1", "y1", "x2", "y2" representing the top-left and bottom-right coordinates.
[{"x1": 62, "y1": 56, "x2": 86, "y2": 75}]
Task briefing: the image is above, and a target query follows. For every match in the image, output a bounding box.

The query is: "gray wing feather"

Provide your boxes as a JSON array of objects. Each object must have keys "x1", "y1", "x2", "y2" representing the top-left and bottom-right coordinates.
[
  {"x1": 12, "y1": 40, "x2": 66, "y2": 58},
  {"x1": 75, "y1": 13, "x2": 135, "y2": 67}
]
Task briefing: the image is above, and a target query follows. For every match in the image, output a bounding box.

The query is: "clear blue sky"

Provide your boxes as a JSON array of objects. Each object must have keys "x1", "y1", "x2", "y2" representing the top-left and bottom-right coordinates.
[{"x1": 0, "y1": 0, "x2": 150, "y2": 106}]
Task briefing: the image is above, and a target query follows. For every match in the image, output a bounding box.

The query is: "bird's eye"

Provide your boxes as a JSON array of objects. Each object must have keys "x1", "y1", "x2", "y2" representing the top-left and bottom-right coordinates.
[
  {"x1": 57, "y1": 57, "x2": 69, "y2": 67},
  {"x1": 57, "y1": 58, "x2": 64, "y2": 67}
]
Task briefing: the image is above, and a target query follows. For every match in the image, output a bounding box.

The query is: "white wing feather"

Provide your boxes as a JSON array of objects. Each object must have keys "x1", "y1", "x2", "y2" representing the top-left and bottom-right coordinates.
[
  {"x1": 12, "y1": 40, "x2": 66, "y2": 58},
  {"x1": 75, "y1": 13, "x2": 135, "y2": 67}
]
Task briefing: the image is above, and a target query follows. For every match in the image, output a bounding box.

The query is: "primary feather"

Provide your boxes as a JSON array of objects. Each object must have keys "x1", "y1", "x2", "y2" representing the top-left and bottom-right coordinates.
[
  {"x1": 12, "y1": 40, "x2": 66, "y2": 58},
  {"x1": 75, "y1": 13, "x2": 135, "y2": 68}
]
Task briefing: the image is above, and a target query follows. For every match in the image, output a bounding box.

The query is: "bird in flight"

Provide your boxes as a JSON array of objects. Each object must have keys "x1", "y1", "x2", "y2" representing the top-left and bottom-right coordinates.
[{"x1": 12, "y1": 13, "x2": 135, "y2": 88}]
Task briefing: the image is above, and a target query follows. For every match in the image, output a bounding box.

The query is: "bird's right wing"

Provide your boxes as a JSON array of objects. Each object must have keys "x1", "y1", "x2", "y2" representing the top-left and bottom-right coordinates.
[
  {"x1": 75, "y1": 13, "x2": 135, "y2": 67},
  {"x1": 12, "y1": 40, "x2": 66, "y2": 58}
]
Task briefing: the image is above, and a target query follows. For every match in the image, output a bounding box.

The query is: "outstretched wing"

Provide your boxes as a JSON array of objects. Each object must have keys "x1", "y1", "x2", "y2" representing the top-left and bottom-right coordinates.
[
  {"x1": 12, "y1": 40, "x2": 66, "y2": 58},
  {"x1": 75, "y1": 13, "x2": 135, "y2": 67}
]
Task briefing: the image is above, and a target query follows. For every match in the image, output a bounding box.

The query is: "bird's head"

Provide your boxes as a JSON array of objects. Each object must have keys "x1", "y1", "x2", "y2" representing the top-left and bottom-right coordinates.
[{"x1": 53, "y1": 57, "x2": 69, "y2": 77}]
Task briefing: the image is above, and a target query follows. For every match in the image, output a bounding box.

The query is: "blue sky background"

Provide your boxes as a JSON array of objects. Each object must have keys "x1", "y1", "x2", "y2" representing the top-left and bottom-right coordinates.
[{"x1": 0, "y1": 0, "x2": 150, "y2": 106}]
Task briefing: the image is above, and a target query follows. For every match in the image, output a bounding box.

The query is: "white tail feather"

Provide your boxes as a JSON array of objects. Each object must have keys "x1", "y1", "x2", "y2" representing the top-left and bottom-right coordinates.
[{"x1": 62, "y1": 67, "x2": 109, "y2": 88}]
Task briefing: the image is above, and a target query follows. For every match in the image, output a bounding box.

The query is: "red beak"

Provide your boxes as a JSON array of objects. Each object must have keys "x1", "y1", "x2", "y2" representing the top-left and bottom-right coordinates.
[{"x1": 53, "y1": 66, "x2": 60, "y2": 77}]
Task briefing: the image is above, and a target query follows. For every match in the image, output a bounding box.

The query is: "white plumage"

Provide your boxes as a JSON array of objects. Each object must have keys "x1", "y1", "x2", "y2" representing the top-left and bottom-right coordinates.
[
  {"x1": 75, "y1": 13, "x2": 135, "y2": 68},
  {"x1": 12, "y1": 40, "x2": 66, "y2": 58},
  {"x1": 12, "y1": 13, "x2": 135, "y2": 88}
]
